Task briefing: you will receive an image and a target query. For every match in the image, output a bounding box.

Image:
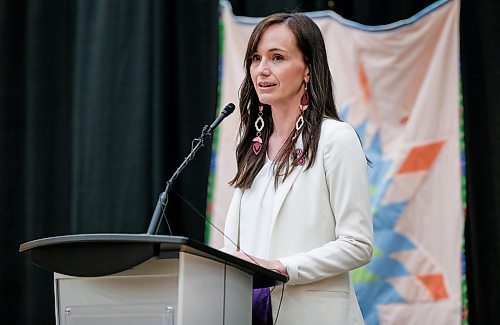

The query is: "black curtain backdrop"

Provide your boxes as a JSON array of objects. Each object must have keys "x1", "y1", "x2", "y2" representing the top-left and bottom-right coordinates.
[
  {"x1": 461, "y1": 0, "x2": 500, "y2": 324},
  {"x1": 0, "y1": 0, "x2": 218, "y2": 324},
  {"x1": 0, "y1": 0, "x2": 498, "y2": 324}
]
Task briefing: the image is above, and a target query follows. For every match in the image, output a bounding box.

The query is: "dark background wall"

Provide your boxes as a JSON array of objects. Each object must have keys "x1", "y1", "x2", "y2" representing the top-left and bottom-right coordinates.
[{"x1": 0, "y1": 0, "x2": 497, "y2": 324}]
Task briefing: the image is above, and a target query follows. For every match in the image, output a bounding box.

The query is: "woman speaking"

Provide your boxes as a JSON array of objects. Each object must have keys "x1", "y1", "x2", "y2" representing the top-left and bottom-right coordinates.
[{"x1": 222, "y1": 12, "x2": 373, "y2": 324}]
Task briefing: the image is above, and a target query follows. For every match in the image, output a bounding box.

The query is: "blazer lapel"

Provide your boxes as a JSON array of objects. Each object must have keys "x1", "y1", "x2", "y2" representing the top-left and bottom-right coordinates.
[{"x1": 270, "y1": 136, "x2": 305, "y2": 231}]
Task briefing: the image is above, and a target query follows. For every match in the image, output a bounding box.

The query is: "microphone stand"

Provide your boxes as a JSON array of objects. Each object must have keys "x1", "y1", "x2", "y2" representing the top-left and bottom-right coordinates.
[{"x1": 146, "y1": 125, "x2": 213, "y2": 235}]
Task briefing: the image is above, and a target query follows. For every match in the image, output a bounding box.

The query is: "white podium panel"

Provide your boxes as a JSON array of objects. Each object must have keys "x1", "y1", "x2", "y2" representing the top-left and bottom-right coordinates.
[
  {"x1": 224, "y1": 264, "x2": 252, "y2": 324},
  {"x1": 55, "y1": 258, "x2": 178, "y2": 325},
  {"x1": 177, "y1": 252, "x2": 252, "y2": 325}
]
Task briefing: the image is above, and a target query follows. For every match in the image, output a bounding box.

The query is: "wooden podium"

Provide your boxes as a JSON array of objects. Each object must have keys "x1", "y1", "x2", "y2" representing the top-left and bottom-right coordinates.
[{"x1": 19, "y1": 234, "x2": 286, "y2": 325}]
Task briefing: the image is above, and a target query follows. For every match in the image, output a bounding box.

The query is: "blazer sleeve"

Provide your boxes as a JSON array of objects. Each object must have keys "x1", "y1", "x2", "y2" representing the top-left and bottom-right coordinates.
[{"x1": 278, "y1": 122, "x2": 374, "y2": 285}]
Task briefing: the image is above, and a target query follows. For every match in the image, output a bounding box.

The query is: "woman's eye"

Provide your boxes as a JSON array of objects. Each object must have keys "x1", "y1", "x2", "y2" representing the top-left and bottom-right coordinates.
[
  {"x1": 273, "y1": 55, "x2": 284, "y2": 61},
  {"x1": 251, "y1": 54, "x2": 261, "y2": 62}
]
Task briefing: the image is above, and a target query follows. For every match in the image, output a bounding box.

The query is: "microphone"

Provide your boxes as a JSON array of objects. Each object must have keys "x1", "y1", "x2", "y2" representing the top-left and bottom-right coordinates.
[
  {"x1": 206, "y1": 103, "x2": 236, "y2": 134},
  {"x1": 146, "y1": 103, "x2": 236, "y2": 235}
]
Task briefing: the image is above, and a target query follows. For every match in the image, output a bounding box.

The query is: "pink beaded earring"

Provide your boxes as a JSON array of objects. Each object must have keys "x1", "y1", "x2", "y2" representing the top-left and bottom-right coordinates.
[
  {"x1": 293, "y1": 82, "x2": 309, "y2": 139},
  {"x1": 252, "y1": 104, "x2": 264, "y2": 155}
]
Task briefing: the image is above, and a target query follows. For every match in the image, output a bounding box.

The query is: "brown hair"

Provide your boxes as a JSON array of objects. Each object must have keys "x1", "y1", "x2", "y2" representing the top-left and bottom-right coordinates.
[{"x1": 230, "y1": 13, "x2": 340, "y2": 189}]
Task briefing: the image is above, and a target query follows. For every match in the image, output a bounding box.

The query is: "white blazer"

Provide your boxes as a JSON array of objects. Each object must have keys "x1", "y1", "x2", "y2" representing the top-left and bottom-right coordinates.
[{"x1": 222, "y1": 119, "x2": 373, "y2": 324}]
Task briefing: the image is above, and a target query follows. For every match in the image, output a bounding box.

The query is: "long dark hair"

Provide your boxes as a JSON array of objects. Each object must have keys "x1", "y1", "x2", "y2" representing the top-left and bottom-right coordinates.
[{"x1": 230, "y1": 13, "x2": 340, "y2": 189}]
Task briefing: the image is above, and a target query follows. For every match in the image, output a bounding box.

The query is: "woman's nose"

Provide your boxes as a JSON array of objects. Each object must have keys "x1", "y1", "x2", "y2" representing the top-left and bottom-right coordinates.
[{"x1": 257, "y1": 60, "x2": 271, "y2": 76}]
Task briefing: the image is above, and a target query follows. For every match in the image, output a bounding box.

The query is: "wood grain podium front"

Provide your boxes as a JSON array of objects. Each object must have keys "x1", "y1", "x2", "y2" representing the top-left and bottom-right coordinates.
[{"x1": 19, "y1": 234, "x2": 287, "y2": 325}]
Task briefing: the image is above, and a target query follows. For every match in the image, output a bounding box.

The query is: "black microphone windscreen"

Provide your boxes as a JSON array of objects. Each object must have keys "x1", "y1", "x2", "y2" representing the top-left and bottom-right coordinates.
[{"x1": 222, "y1": 103, "x2": 235, "y2": 116}]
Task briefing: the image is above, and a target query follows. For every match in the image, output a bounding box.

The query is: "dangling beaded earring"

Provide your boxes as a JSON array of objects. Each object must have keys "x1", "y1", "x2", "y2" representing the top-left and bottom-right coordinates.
[
  {"x1": 252, "y1": 104, "x2": 265, "y2": 155},
  {"x1": 293, "y1": 82, "x2": 309, "y2": 140}
]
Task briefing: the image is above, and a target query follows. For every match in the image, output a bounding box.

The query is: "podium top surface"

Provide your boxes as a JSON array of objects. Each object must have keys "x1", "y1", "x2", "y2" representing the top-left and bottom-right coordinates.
[
  {"x1": 19, "y1": 233, "x2": 190, "y2": 251},
  {"x1": 20, "y1": 233, "x2": 287, "y2": 288}
]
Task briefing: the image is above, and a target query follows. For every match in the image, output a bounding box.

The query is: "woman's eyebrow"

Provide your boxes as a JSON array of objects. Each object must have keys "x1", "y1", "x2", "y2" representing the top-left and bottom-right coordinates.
[{"x1": 268, "y1": 47, "x2": 288, "y2": 52}]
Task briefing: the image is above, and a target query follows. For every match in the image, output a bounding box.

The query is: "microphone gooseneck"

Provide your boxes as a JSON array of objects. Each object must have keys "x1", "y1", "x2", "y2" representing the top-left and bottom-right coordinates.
[{"x1": 146, "y1": 103, "x2": 235, "y2": 235}]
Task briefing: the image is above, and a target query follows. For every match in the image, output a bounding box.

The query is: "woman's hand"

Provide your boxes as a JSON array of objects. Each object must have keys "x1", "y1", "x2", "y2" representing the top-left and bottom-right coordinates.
[{"x1": 234, "y1": 251, "x2": 288, "y2": 277}]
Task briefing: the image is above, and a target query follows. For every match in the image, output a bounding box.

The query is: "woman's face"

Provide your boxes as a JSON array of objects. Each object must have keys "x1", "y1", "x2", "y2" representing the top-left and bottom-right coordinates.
[{"x1": 250, "y1": 23, "x2": 309, "y2": 109}]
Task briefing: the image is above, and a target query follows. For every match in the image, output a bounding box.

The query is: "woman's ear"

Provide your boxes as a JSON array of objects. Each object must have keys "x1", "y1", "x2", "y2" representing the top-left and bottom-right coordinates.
[{"x1": 304, "y1": 66, "x2": 310, "y2": 83}]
